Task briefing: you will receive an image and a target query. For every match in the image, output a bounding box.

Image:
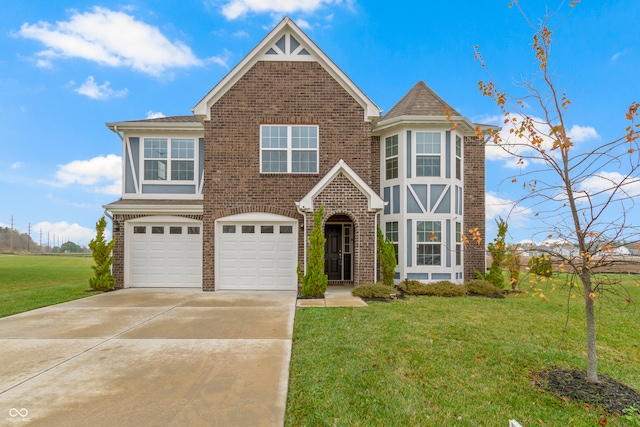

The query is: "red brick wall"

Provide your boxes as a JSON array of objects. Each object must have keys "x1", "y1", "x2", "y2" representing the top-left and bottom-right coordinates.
[
  {"x1": 463, "y1": 136, "x2": 486, "y2": 280},
  {"x1": 202, "y1": 61, "x2": 375, "y2": 290},
  {"x1": 308, "y1": 173, "x2": 377, "y2": 285}
]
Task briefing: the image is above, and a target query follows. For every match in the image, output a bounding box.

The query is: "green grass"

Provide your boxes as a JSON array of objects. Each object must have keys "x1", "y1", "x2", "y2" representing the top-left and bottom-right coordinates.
[
  {"x1": 0, "y1": 254, "x2": 98, "y2": 317},
  {"x1": 286, "y1": 274, "x2": 640, "y2": 426}
]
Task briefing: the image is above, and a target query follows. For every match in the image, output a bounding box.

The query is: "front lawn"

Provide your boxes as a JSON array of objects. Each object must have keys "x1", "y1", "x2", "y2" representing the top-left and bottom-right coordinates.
[
  {"x1": 286, "y1": 274, "x2": 640, "y2": 426},
  {"x1": 0, "y1": 254, "x2": 98, "y2": 317}
]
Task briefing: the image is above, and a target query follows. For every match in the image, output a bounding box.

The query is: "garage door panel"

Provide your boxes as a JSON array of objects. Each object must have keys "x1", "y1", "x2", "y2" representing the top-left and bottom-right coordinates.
[
  {"x1": 217, "y1": 220, "x2": 297, "y2": 290},
  {"x1": 128, "y1": 221, "x2": 202, "y2": 288}
]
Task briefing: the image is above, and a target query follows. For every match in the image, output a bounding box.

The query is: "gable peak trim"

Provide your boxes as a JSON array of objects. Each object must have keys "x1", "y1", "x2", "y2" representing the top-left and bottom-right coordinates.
[{"x1": 296, "y1": 159, "x2": 385, "y2": 212}]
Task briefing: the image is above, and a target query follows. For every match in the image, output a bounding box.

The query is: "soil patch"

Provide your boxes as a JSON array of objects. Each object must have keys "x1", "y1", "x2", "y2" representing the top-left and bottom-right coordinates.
[{"x1": 534, "y1": 368, "x2": 640, "y2": 415}]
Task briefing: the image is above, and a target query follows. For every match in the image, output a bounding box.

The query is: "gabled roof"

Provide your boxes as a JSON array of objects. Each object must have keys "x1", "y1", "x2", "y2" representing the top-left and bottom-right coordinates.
[
  {"x1": 375, "y1": 81, "x2": 499, "y2": 136},
  {"x1": 192, "y1": 17, "x2": 380, "y2": 122},
  {"x1": 296, "y1": 160, "x2": 385, "y2": 212}
]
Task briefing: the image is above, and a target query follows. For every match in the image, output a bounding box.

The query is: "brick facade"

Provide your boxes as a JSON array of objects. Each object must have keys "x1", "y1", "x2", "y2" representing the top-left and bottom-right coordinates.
[
  {"x1": 202, "y1": 61, "x2": 375, "y2": 290},
  {"x1": 308, "y1": 173, "x2": 377, "y2": 285},
  {"x1": 463, "y1": 136, "x2": 486, "y2": 280}
]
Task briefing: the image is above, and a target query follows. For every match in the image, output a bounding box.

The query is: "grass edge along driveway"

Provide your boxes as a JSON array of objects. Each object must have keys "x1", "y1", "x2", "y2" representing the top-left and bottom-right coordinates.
[
  {"x1": 285, "y1": 275, "x2": 640, "y2": 426},
  {"x1": 0, "y1": 254, "x2": 98, "y2": 318}
]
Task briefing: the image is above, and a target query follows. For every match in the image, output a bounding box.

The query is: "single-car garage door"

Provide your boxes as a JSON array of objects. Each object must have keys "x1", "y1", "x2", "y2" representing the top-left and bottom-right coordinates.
[
  {"x1": 128, "y1": 220, "x2": 202, "y2": 287},
  {"x1": 216, "y1": 214, "x2": 298, "y2": 290}
]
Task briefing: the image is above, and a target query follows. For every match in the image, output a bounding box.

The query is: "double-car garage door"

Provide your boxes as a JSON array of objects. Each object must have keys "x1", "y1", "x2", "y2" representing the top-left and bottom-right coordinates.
[{"x1": 127, "y1": 214, "x2": 297, "y2": 290}]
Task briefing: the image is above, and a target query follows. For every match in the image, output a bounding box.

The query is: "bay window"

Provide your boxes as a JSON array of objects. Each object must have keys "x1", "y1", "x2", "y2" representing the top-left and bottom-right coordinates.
[
  {"x1": 385, "y1": 135, "x2": 398, "y2": 180},
  {"x1": 416, "y1": 221, "x2": 441, "y2": 266},
  {"x1": 416, "y1": 132, "x2": 441, "y2": 177}
]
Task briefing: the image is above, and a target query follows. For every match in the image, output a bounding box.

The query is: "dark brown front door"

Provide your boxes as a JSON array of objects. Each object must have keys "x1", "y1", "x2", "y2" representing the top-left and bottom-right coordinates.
[{"x1": 324, "y1": 224, "x2": 342, "y2": 281}]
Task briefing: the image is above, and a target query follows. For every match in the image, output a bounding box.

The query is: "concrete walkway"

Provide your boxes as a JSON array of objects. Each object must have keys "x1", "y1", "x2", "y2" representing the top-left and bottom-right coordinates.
[
  {"x1": 0, "y1": 289, "x2": 297, "y2": 427},
  {"x1": 296, "y1": 285, "x2": 368, "y2": 307}
]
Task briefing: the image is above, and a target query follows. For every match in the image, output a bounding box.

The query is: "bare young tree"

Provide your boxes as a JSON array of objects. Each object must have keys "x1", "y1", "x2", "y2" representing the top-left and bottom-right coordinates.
[{"x1": 474, "y1": 0, "x2": 639, "y2": 384}]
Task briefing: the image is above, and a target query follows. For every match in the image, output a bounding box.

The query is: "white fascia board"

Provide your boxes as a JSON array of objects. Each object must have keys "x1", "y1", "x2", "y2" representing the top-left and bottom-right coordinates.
[
  {"x1": 298, "y1": 159, "x2": 385, "y2": 212},
  {"x1": 375, "y1": 115, "x2": 502, "y2": 136},
  {"x1": 103, "y1": 203, "x2": 203, "y2": 215},
  {"x1": 106, "y1": 121, "x2": 203, "y2": 132},
  {"x1": 192, "y1": 17, "x2": 381, "y2": 122}
]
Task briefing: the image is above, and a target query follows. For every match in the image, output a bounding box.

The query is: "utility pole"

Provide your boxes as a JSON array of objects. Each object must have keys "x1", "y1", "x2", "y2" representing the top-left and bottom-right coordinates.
[
  {"x1": 27, "y1": 223, "x2": 31, "y2": 253},
  {"x1": 40, "y1": 228, "x2": 42, "y2": 253},
  {"x1": 10, "y1": 215, "x2": 14, "y2": 253},
  {"x1": 47, "y1": 232, "x2": 50, "y2": 253}
]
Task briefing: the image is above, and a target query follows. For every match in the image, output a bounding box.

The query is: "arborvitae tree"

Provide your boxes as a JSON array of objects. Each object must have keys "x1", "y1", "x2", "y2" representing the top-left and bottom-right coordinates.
[
  {"x1": 300, "y1": 205, "x2": 327, "y2": 297},
  {"x1": 377, "y1": 226, "x2": 396, "y2": 287},
  {"x1": 88, "y1": 216, "x2": 116, "y2": 291}
]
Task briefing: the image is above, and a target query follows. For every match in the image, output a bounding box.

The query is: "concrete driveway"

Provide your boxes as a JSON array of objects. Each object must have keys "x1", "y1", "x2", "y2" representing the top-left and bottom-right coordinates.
[{"x1": 0, "y1": 289, "x2": 297, "y2": 426}]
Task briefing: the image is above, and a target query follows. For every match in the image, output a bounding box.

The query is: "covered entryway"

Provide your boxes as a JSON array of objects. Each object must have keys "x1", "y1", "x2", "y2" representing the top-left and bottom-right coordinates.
[
  {"x1": 324, "y1": 215, "x2": 353, "y2": 282},
  {"x1": 127, "y1": 217, "x2": 203, "y2": 287},
  {"x1": 216, "y1": 213, "x2": 298, "y2": 290}
]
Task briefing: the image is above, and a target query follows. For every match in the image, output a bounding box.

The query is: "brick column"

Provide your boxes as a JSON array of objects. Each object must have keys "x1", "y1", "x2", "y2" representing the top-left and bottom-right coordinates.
[{"x1": 463, "y1": 136, "x2": 486, "y2": 281}]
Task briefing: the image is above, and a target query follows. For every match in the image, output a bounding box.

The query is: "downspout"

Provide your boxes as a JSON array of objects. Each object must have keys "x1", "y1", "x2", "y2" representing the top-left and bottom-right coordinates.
[
  {"x1": 374, "y1": 210, "x2": 381, "y2": 283},
  {"x1": 295, "y1": 203, "x2": 307, "y2": 275}
]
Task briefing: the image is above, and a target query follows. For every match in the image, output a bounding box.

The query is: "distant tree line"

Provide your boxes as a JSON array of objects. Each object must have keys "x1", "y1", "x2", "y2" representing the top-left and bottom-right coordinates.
[{"x1": 0, "y1": 227, "x2": 88, "y2": 253}]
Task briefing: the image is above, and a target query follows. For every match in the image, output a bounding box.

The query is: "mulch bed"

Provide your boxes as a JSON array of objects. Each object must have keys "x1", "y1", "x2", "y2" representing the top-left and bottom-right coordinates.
[{"x1": 534, "y1": 369, "x2": 640, "y2": 415}]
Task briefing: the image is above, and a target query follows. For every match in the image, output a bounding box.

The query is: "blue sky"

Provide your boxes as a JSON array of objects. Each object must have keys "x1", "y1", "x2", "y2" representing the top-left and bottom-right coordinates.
[{"x1": 1, "y1": 0, "x2": 638, "y2": 247}]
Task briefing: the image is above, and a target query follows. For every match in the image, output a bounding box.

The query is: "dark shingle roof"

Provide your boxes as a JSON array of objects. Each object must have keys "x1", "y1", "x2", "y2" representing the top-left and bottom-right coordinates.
[
  {"x1": 124, "y1": 115, "x2": 200, "y2": 123},
  {"x1": 382, "y1": 81, "x2": 460, "y2": 120}
]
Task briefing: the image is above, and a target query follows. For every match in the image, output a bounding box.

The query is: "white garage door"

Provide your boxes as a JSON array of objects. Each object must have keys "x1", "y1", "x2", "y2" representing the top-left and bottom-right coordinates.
[
  {"x1": 128, "y1": 221, "x2": 202, "y2": 287},
  {"x1": 217, "y1": 215, "x2": 298, "y2": 290}
]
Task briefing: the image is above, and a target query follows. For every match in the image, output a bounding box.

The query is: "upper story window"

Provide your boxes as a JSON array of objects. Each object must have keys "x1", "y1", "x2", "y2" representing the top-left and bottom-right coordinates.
[
  {"x1": 385, "y1": 135, "x2": 398, "y2": 180},
  {"x1": 455, "y1": 135, "x2": 462, "y2": 180},
  {"x1": 261, "y1": 125, "x2": 318, "y2": 173},
  {"x1": 415, "y1": 132, "x2": 441, "y2": 177},
  {"x1": 144, "y1": 138, "x2": 195, "y2": 181}
]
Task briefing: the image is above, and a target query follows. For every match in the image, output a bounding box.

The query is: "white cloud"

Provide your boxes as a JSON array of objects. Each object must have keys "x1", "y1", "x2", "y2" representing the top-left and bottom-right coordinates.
[
  {"x1": 578, "y1": 171, "x2": 640, "y2": 199},
  {"x1": 486, "y1": 192, "x2": 532, "y2": 228},
  {"x1": 74, "y1": 76, "x2": 128, "y2": 100},
  {"x1": 33, "y1": 221, "x2": 101, "y2": 246},
  {"x1": 11, "y1": 162, "x2": 23, "y2": 169},
  {"x1": 146, "y1": 111, "x2": 166, "y2": 119},
  {"x1": 611, "y1": 49, "x2": 629, "y2": 61},
  {"x1": 233, "y1": 30, "x2": 249, "y2": 38},
  {"x1": 296, "y1": 19, "x2": 313, "y2": 30},
  {"x1": 220, "y1": 0, "x2": 343, "y2": 19},
  {"x1": 567, "y1": 125, "x2": 599, "y2": 142},
  {"x1": 45, "y1": 154, "x2": 122, "y2": 195},
  {"x1": 18, "y1": 7, "x2": 224, "y2": 76},
  {"x1": 485, "y1": 113, "x2": 599, "y2": 168}
]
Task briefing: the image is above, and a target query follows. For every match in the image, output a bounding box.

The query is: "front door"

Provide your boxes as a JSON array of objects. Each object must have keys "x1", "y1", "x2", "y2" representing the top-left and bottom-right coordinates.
[{"x1": 324, "y1": 224, "x2": 342, "y2": 281}]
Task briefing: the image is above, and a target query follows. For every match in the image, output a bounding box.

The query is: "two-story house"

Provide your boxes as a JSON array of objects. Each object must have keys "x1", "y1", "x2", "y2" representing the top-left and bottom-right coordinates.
[{"x1": 104, "y1": 17, "x2": 491, "y2": 291}]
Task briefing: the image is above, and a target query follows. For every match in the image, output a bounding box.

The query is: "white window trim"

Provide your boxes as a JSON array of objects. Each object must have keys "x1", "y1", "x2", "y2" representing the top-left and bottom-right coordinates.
[
  {"x1": 140, "y1": 136, "x2": 198, "y2": 184},
  {"x1": 384, "y1": 134, "x2": 399, "y2": 181},
  {"x1": 414, "y1": 131, "x2": 443, "y2": 178},
  {"x1": 260, "y1": 125, "x2": 319, "y2": 174},
  {"x1": 415, "y1": 220, "x2": 443, "y2": 267}
]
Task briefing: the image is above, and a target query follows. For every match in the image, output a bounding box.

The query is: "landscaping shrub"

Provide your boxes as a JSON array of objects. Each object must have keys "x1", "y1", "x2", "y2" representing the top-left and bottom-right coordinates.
[
  {"x1": 401, "y1": 279, "x2": 429, "y2": 295},
  {"x1": 424, "y1": 281, "x2": 467, "y2": 297},
  {"x1": 300, "y1": 205, "x2": 327, "y2": 297},
  {"x1": 465, "y1": 279, "x2": 504, "y2": 296},
  {"x1": 528, "y1": 254, "x2": 553, "y2": 277},
  {"x1": 352, "y1": 283, "x2": 394, "y2": 300},
  {"x1": 88, "y1": 216, "x2": 116, "y2": 292}
]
